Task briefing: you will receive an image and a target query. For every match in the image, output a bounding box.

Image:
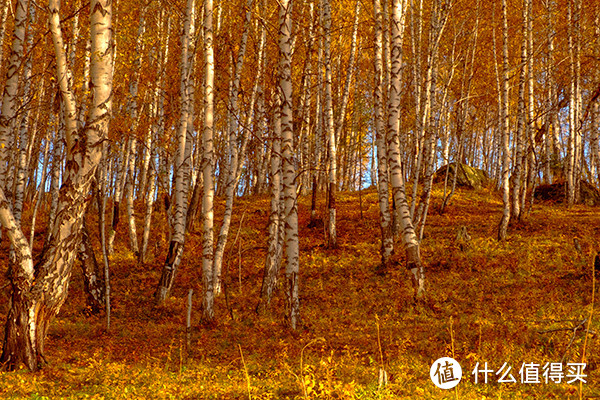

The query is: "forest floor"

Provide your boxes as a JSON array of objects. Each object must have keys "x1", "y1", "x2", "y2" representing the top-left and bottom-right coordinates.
[{"x1": 0, "y1": 183, "x2": 599, "y2": 399}]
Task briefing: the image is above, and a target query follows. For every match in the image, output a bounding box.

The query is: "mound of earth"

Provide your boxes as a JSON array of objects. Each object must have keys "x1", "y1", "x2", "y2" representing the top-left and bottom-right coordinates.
[
  {"x1": 433, "y1": 163, "x2": 489, "y2": 190},
  {"x1": 534, "y1": 181, "x2": 600, "y2": 206}
]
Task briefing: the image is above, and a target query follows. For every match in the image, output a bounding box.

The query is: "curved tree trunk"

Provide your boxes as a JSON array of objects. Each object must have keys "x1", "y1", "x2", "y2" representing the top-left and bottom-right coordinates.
[{"x1": 0, "y1": 0, "x2": 113, "y2": 371}]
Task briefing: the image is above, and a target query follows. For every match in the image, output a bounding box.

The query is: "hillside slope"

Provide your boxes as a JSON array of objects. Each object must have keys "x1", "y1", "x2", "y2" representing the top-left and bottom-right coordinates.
[{"x1": 0, "y1": 186, "x2": 598, "y2": 399}]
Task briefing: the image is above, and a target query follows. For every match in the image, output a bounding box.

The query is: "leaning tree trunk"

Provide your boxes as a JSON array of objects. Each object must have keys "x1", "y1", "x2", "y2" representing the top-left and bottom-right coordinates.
[
  {"x1": 386, "y1": 0, "x2": 425, "y2": 300},
  {"x1": 0, "y1": 0, "x2": 113, "y2": 371},
  {"x1": 212, "y1": 0, "x2": 254, "y2": 296},
  {"x1": 155, "y1": 0, "x2": 195, "y2": 304}
]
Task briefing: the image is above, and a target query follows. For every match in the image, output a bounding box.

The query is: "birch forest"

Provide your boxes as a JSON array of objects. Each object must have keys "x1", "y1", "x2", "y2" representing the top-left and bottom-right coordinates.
[{"x1": 0, "y1": 0, "x2": 599, "y2": 397}]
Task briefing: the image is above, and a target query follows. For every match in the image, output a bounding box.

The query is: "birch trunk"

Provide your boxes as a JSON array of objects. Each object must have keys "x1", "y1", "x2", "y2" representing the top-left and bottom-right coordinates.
[
  {"x1": 497, "y1": 0, "x2": 511, "y2": 240},
  {"x1": 259, "y1": 93, "x2": 283, "y2": 311},
  {"x1": 413, "y1": 0, "x2": 448, "y2": 239},
  {"x1": 212, "y1": 0, "x2": 254, "y2": 295},
  {"x1": 29, "y1": 130, "x2": 51, "y2": 249},
  {"x1": 0, "y1": 0, "x2": 11, "y2": 70},
  {"x1": 373, "y1": 0, "x2": 393, "y2": 269},
  {"x1": 78, "y1": 219, "x2": 105, "y2": 314},
  {"x1": 125, "y1": 138, "x2": 139, "y2": 256},
  {"x1": 566, "y1": 0, "x2": 581, "y2": 206},
  {"x1": 387, "y1": 0, "x2": 425, "y2": 299},
  {"x1": 0, "y1": 0, "x2": 28, "y2": 193},
  {"x1": 155, "y1": 0, "x2": 195, "y2": 304},
  {"x1": 202, "y1": 0, "x2": 216, "y2": 320},
  {"x1": 279, "y1": 0, "x2": 300, "y2": 328},
  {"x1": 511, "y1": 0, "x2": 528, "y2": 221},
  {"x1": 544, "y1": 0, "x2": 555, "y2": 183},
  {"x1": 1, "y1": 0, "x2": 113, "y2": 370},
  {"x1": 107, "y1": 140, "x2": 130, "y2": 254},
  {"x1": 322, "y1": 0, "x2": 337, "y2": 248}
]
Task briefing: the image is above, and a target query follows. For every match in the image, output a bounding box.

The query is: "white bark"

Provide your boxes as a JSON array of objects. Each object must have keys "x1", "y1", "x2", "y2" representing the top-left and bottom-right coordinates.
[
  {"x1": 0, "y1": 0, "x2": 12, "y2": 70},
  {"x1": 213, "y1": 0, "x2": 254, "y2": 295},
  {"x1": 125, "y1": 138, "x2": 139, "y2": 255},
  {"x1": 322, "y1": 0, "x2": 337, "y2": 248},
  {"x1": 202, "y1": 0, "x2": 216, "y2": 320},
  {"x1": 374, "y1": 0, "x2": 393, "y2": 268},
  {"x1": 260, "y1": 92, "x2": 283, "y2": 310},
  {"x1": 387, "y1": 0, "x2": 424, "y2": 299},
  {"x1": 155, "y1": 0, "x2": 196, "y2": 304},
  {"x1": 280, "y1": 0, "x2": 300, "y2": 329},
  {"x1": 511, "y1": 0, "x2": 528, "y2": 221},
  {"x1": 498, "y1": 0, "x2": 511, "y2": 240},
  {"x1": 0, "y1": 0, "x2": 29, "y2": 193}
]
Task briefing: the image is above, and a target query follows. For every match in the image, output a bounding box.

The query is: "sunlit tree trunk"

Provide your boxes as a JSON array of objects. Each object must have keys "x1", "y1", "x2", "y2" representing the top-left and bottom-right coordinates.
[
  {"x1": 322, "y1": 0, "x2": 337, "y2": 248},
  {"x1": 523, "y1": 0, "x2": 535, "y2": 214},
  {"x1": 0, "y1": 0, "x2": 113, "y2": 371},
  {"x1": 387, "y1": 0, "x2": 424, "y2": 299},
  {"x1": 107, "y1": 139, "x2": 130, "y2": 254},
  {"x1": 544, "y1": 0, "x2": 555, "y2": 184},
  {"x1": 566, "y1": 0, "x2": 581, "y2": 206},
  {"x1": 12, "y1": 3, "x2": 36, "y2": 229},
  {"x1": 279, "y1": 0, "x2": 300, "y2": 328},
  {"x1": 498, "y1": 0, "x2": 511, "y2": 241},
  {"x1": 202, "y1": 0, "x2": 216, "y2": 321},
  {"x1": 511, "y1": 0, "x2": 528, "y2": 221},
  {"x1": 123, "y1": 13, "x2": 146, "y2": 256},
  {"x1": 414, "y1": 0, "x2": 449, "y2": 239},
  {"x1": 124, "y1": 138, "x2": 139, "y2": 256},
  {"x1": 259, "y1": 93, "x2": 283, "y2": 310},
  {"x1": 141, "y1": 12, "x2": 170, "y2": 264},
  {"x1": 155, "y1": 0, "x2": 195, "y2": 304},
  {"x1": 0, "y1": 0, "x2": 28, "y2": 193},
  {"x1": 29, "y1": 129, "x2": 51, "y2": 249},
  {"x1": 373, "y1": 0, "x2": 393, "y2": 269},
  {"x1": 213, "y1": 0, "x2": 254, "y2": 295},
  {"x1": 0, "y1": 0, "x2": 12, "y2": 70}
]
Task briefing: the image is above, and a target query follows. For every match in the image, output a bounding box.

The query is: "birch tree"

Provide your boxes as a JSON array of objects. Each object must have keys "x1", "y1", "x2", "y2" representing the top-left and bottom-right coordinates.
[
  {"x1": 387, "y1": 0, "x2": 425, "y2": 299},
  {"x1": 0, "y1": 0, "x2": 28, "y2": 193},
  {"x1": 497, "y1": 0, "x2": 511, "y2": 241},
  {"x1": 373, "y1": 0, "x2": 393, "y2": 269},
  {"x1": 155, "y1": 0, "x2": 196, "y2": 304},
  {"x1": 279, "y1": 0, "x2": 300, "y2": 328},
  {"x1": 0, "y1": 0, "x2": 113, "y2": 370},
  {"x1": 510, "y1": 0, "x2": 528, "y2": 221},
  {"x1": 322, "y1": 0, "x2": 337, "y2": 248},
  {"x1": 212, "y1": 0, "x2": 254, "y2": 295},
  {"x1": 202, "y1": 0, "x2": 216, "y2": 320}
]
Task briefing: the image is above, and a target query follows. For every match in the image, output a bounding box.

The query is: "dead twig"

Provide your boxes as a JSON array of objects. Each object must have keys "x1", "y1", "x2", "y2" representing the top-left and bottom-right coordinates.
[{"x1": 537, "y1": 318, "x2": 598, "y2": 363}]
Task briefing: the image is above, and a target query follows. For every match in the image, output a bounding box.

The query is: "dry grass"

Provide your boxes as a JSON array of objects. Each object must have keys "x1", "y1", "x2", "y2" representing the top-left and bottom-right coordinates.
[{"x1": 0, "y1": 185, "x2": 598, "y2": 399}]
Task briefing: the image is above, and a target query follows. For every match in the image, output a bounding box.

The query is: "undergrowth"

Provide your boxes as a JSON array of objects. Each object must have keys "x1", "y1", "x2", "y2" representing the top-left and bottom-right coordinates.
[{"x1": 0, "y1": 185, "x2": 598, "y2": 399}]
